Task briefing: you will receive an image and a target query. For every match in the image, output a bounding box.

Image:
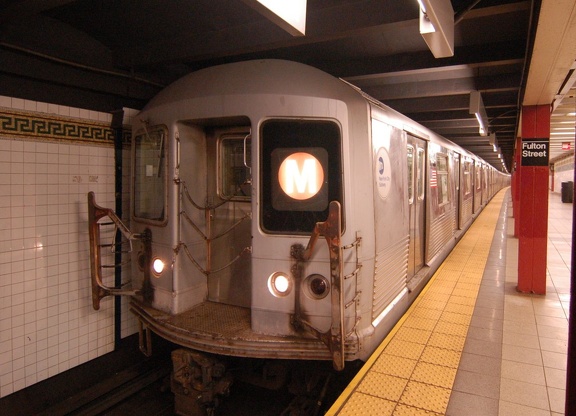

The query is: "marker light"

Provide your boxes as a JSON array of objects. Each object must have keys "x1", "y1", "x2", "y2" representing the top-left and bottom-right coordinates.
[
  {"x1": 303, "y1": 274, "x2": 330, "y2": 299},
  {"x1": 268, "y1": 272, "x2": 292, "y2": 297},
  {"x1": 278, "y1": 152, "x2": 324, "y2": 200},
  {"x1": 152, "y1": 258, "x2": 165, "y2": 276}
]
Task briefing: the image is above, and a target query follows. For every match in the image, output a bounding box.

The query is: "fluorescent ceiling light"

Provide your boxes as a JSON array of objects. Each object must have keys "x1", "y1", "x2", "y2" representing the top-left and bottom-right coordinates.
[
  {"x1": 488, "y1": 132, "x2": 496, "y2": 146},
  {"x1": 417, "y1": 0, "x2": 427, "y2": 13},
  {"x1": 243, "y1": 0, "x2": 307, "y2": 36},
  {"x1": 469, "y1": 90, "x2": 489, "y2": 136},
  {"x1": 475, "y1": 114, "x2": 486, "y2": 135},
  {"x1": 418, "y1": 0, "x2": 454, "y2": 58}
]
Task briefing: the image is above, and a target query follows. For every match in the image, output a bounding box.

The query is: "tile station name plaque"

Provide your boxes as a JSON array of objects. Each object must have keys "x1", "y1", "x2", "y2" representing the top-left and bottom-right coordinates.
[{"x1": 521, "y1": 138, "x2": 549, "y2": 166}]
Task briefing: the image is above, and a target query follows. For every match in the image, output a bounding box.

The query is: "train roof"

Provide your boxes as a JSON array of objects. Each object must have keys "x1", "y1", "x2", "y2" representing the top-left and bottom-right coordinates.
[
  {"x1": 143, "y1": 59, "x2": 361, "y2": 110},
  {"x1": 141, "y1": 59, "x2": 507, "y2": 174}
]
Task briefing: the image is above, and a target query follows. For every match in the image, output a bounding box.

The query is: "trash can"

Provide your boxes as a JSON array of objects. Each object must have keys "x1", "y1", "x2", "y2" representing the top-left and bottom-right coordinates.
[{"x1": 561, "y1": 181, "x2": 573, "y2": 203}]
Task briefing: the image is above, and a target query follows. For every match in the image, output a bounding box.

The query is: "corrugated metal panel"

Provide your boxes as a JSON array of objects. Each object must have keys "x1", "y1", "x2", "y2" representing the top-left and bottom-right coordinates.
[
  {"x1": 428, "y1": 208, "x2": 455, "y2": 260},
  {"x1": 372, "y1": 236, "x2": 409, "y2": 320},
  {"x1": 460, "y1": 197, "x2": 473, "y2": 227}
]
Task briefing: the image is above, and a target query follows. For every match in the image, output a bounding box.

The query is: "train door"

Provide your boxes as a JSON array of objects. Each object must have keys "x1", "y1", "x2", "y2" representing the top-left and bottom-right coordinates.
[
  {"x1": 453, "y1": 152, "x2": 461, "y2": 230},
  {"x1": 406, "y1": 134, "x2": 426, "y2": 281},
  {"x1": 473, "y1": 161, "x2": 481, "y2": 213},
  {"x1": 210, "y1": 130, "x2": 252, "y2": 307},
  {"x1": 177, "y1": 124, "x2": 253, "y2": 309},
  {"x1": 482, "y1": 166, "x2": 488, "y2": 204}
]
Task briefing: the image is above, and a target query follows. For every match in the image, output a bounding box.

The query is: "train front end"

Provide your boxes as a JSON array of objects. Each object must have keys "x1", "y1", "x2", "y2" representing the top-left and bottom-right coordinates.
[{"x1": 119, "y1": 60, "x2": 370, "y2": 369}]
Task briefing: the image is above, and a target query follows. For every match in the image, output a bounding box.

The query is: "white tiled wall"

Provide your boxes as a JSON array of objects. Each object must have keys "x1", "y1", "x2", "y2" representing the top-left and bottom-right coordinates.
[
  {"x1": 0, "y1": 96, "x2": 138, "y2": 398},
  {"x1": 552, "y1": 154, "x2": 574, "y2": 193},
  {"x1": 0, "y1": 96, "x2": 117, "y2": 123}
]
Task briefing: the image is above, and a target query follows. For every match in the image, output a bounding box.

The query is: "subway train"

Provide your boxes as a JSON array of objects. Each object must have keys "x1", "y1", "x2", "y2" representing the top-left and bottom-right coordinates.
[{"x1": 88, "y1": 59, "x2": 508, "y2": 384}]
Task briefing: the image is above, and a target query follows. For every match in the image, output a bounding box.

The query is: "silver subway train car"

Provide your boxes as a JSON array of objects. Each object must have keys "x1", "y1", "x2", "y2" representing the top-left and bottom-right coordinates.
[{"x1": 88, "y1": 60, "x2": 509, "y2": 374}]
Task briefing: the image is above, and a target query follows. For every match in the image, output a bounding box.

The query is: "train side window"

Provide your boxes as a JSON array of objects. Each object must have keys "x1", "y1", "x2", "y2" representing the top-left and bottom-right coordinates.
[
  {"x1": 476, "y1": 167, "x2": 481, "y2": 190},
  {"x1": 133, "y1": 125, "x2": 167, "y2": 223},
  {"x1": 219, "y1": 134, "x2": 251, "y2": 200},
  {"x1": 436, "y1": 153, "x2": 449, "y2": 205},
  {"x1": 417, "y1": 148, "x2": 425, "y2": 200},
  {"x1": 407, "y1": 145, "x2": 414, "y2": 204},
  {"x1": 463, "y1": 161, "x2": 472, "y2": 195}
]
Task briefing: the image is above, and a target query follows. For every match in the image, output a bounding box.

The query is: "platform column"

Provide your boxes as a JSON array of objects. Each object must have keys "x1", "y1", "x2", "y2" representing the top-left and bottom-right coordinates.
[{"x1": 517, "y1": 105, "x2": 549, "y2": 294}]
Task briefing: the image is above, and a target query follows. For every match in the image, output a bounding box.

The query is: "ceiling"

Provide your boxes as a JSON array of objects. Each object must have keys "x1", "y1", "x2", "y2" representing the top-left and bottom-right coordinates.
[{"x1": 1, "y1": 0, "x2": 575, "y2": 172}]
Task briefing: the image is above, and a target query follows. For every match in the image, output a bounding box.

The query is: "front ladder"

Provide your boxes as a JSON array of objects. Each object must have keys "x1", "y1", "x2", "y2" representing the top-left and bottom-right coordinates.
[
  {"x1": 291, "y1": 201, "x2": 345, "y2": 370},
  {"x1": 87, "y1": 191, "x2": 142, "y2": 310}
]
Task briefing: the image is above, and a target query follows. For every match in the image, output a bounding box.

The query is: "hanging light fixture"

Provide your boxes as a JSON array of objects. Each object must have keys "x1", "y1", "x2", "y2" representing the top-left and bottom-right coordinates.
[
  {"x1": 417, "y1": 0, "x2": 454, "y2": 58},
  {"x1": 488, "y1": 132, "x2": 498, "y2": 151},
  {"x1": 469, "y1": 90, "x2": 489, "y2": 136},
  {"x1": 242, "y1": 0, "x2": 307, "y2": 36}
]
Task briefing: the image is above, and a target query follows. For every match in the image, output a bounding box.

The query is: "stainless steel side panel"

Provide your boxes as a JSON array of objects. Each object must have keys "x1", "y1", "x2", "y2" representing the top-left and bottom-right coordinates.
[{"x1": 371, "y1": 120, "x2": 409, "y2": 321}]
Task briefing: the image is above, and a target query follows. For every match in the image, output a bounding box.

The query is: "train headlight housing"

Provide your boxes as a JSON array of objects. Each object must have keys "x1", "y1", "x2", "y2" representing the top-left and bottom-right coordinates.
[
  {"x1": 152, "y1": 257, "x2": 165, "y2": 276},
  {"x1": 268, "y1": 272, "x2": 292, "y2": 297},
  {"x1": 137, "y1": 251, "x2": 147, "y2": 271},
  {"x1": 303, "y1": 274, "x2": 330, "y2": 299}
]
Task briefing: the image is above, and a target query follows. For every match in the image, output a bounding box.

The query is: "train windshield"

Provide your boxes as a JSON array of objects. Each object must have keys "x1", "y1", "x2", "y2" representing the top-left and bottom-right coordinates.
[
  {"x1": 260, "y1": 119, "x2": 342, "y2": 234},
  {"x1": 133, "y1": 125, "x2": 167, "y2": 222}
]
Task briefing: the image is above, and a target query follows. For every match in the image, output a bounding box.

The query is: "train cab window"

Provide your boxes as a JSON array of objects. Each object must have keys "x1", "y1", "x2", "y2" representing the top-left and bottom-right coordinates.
[
  {"x1": 407, "y1": 146, "x2": 414, "y2": 203},
  {"x1": 133, "y1": 125, "x2": 167, "y2": 222},
  {"x1": 219, "y1": 134, "x2": 251, "y2": 200},
  {"x1": 260, "y1": 119, "x2": 342, "y2": 234},
  {"x1": 435, "y1": 153, "x2": 450, "y2": 205}
]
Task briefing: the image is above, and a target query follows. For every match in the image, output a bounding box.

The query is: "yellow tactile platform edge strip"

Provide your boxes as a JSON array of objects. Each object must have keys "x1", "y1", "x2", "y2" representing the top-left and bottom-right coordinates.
[{"x1": 327, "y1": 189, "x2": 507, "y2": 416}]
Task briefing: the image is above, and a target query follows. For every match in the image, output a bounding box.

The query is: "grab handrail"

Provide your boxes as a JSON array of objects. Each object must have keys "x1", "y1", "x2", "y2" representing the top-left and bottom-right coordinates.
[
  {"x1": 291, "y1": 201, "x2": 345, "y2": 370},
  {"x1": 87, "y1": 191, "x2": 141, "y2": 310}
]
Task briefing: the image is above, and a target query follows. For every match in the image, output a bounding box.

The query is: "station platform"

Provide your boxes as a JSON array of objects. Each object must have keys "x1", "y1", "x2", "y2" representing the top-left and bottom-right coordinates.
[{"x1": 328, "y1": 188, "x2": 571, "y2": 416}]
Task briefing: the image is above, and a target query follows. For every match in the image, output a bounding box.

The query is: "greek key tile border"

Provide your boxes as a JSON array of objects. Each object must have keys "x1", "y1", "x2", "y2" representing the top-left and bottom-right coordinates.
[{"x1": 0, "y1": 108, "x2": 131, "y2": 145}]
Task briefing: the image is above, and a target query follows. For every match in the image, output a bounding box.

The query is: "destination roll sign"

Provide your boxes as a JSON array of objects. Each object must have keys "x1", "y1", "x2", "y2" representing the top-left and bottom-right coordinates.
[{"x1": 521, "y1": 139, "x2": 549, "y2": 166}]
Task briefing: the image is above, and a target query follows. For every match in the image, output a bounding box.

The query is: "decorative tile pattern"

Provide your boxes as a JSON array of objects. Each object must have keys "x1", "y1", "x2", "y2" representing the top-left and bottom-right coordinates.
[{"x1": 0, "y1": 109, "x2": 131, "y2": 145}]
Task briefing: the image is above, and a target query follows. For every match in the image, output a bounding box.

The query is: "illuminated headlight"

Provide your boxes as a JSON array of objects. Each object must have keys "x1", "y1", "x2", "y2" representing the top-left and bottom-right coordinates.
[
  {"x1": 152, "y1": 258, "x2": 165, "y2": 276},
  {"x1": 268, "y1": 272, "x2": 292, "y2": 297},
  {"x1": 303, "y1": 274, "x2": 330, "y2": 299}
]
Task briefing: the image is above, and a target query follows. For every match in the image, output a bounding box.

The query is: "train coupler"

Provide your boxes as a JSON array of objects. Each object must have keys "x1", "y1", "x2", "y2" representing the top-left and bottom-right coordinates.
[{"x1": 171, "y1": 349, "x2": 233, "y2": 416}]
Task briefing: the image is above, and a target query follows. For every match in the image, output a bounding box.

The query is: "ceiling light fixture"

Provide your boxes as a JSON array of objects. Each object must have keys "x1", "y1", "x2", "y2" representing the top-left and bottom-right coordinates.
[
  {"x1": 242, "y1": 0, "x2": 307, "y2": 36},
  {"x1": 417, "y1": 0, "x2": 454, "y2": 58},
  {"x1": 469, "y1": 90, "x2": 489, "y2": 136},
  {"x1": 488, "y1": 132, "x2": 498, "y2": 151}
]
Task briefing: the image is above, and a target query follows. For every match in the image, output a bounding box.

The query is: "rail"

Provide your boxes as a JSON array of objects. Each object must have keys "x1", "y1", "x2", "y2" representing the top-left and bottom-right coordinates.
[{"x1": 87, "y1": 191, "x2": 141, "y2": 310}]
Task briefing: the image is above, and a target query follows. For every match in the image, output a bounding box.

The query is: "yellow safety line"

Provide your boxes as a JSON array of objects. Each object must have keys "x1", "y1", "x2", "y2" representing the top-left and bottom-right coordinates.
[{"x1": 327, "y1": 189, "x2": 507, "y2": 415}]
